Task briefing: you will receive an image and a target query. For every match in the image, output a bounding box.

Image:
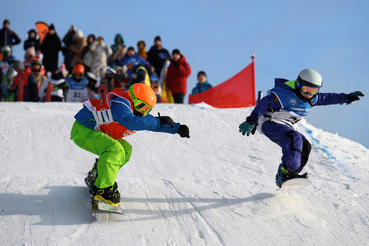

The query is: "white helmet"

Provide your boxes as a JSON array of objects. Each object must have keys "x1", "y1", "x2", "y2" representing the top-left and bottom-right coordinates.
[{"x1": 297, "y1": 69, "x2": 323, "y2": 88}]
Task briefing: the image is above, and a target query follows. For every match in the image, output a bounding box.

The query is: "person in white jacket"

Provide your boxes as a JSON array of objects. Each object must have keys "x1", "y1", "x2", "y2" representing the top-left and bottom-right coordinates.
[
  {"x1": 38, "y1": 72, "x2": 67, "y2": 102},
  {"x1": 89, "y1": 36, "x2": 112, "y2": 79}
]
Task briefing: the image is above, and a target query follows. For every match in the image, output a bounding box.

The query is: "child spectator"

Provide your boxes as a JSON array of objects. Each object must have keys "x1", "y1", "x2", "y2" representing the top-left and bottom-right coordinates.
[
  {"x1": 41, "y1": 24, "x2": 62, "y2": 74},
  {"x1": 147, "y1": 36, "x2": 170, "y2": 78},
  {"x1": 23, "y1": 46, "x2": 36, "y2": 69},
  {"x1": 166, "y1": 49, "x2": 191, "y2": 104},
  {"x1": 191, "y1": 71, "x2": 213, "y2": 95}
]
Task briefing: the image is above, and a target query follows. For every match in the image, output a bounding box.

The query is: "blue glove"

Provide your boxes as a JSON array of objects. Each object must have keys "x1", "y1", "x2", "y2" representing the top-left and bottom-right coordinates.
[
  {"x1": 346, "y1": 91, "x2": 365, "y2": 104},
  {"x1": 239, "y1": 121, "x2": 256, "y2": 136}
]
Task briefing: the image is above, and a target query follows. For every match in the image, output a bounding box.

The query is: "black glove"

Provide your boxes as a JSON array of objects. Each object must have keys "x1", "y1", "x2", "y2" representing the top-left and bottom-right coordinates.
[
  {"x1": 346, "y1": 91, "x2": 365, "y2": 104},
  {"x1": 178, "y1": 125, "x2": 190, "y2": 138},
  {"x1": 158, "y1": 112, "x2": 174, "y2": 128}
]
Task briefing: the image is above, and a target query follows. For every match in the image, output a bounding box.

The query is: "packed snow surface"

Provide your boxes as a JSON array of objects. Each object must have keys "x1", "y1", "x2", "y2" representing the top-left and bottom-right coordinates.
[{"x1": 0, "y1": 102, "x2": 368, "y2": 246}]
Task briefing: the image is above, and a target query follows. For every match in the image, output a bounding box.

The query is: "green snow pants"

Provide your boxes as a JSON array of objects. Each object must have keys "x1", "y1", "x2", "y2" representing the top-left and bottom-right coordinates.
[{"x1": 70, "y1": 121, "x2": 132, "y2": 189}]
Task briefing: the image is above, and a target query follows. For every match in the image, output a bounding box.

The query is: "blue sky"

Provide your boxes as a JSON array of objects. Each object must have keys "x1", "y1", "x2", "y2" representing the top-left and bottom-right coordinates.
[{"x1": 4, "y1": 0, "x2": 369, "y2": 148}]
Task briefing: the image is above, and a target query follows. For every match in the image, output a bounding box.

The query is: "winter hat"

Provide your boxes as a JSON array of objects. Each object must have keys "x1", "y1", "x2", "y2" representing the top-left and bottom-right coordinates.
[
  {"x1": 154, "y1": 36, "x2": 161, "y2": 42},
  {"x1": 1, "y1": 46, "x2": 11, "y2": 53},
  {"x1": 13, "y1": 60, "x2": 25, "y2": 71},
  {"x1": 28, "y1": 29, "x2": 37, "y2": 36},
  {"x1": 49, "y1": 24, "x2": 55, "y2": 31},
  {"x1": 75, "y1": 29, "x2": 83, "y2": 38},
  {"x1": 3, "y1": 19, "x2": 10, "y2": 25},
  {"x1": 172, "y1": 49, "x2": 180, "y2": 55},
  {"x1": 197, "y1": 71, "x2": 207, "y2": 77}
]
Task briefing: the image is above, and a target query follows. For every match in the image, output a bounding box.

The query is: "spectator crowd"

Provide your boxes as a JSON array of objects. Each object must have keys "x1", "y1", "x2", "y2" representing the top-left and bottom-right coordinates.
[{"x1": 0, "y1": 19, "x2": 214, "y2": 104}]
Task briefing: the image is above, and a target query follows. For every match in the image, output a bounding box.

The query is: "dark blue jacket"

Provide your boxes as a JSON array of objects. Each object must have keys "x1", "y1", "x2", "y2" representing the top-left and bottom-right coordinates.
[{"x1": 248, "y1": 78, "x2": 348, "y2": 125}]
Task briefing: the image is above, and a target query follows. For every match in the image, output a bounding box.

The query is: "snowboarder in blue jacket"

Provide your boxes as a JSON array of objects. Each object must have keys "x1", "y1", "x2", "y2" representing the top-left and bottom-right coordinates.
[{"x1": 239, "y1": 69, "x2": 365, "y2": 187}]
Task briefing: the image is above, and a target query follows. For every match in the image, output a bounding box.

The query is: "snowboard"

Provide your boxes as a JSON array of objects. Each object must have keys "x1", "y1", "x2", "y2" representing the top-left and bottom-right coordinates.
[
  {"x1": 277, "y1": 178, "x2": 312, "y2": 191},
  {"x1": 85, "y1": 171, "x2": 125, "y2": 215}
]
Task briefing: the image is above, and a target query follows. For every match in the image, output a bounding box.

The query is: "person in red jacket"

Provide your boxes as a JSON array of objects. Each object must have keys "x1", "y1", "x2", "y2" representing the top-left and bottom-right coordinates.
[
  {"x1": 11, "y1": 60, "x2": 38, "y2": 102},
  {"x1": 166, "y1": 49, "x2": 191, "y2": 104}
]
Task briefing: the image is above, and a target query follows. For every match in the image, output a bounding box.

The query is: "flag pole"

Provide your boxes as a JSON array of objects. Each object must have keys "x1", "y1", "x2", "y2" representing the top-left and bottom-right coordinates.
[{"x1": 251, "y1": 52, "x2": 256, "y2": 105}]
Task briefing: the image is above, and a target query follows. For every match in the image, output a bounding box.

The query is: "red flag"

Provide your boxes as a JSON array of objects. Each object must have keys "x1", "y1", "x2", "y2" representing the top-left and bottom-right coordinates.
[
  {"x1": 189, "y1": 57, "x2": 256, "y2": 108},
  {"x1": 35, "y1": 22, "x2": 49, "y2": 42}
]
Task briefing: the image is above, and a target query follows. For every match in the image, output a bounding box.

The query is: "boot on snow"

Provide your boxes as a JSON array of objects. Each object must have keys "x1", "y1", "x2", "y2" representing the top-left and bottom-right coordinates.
[
  {"x1": 92, "y1": 184, "x2": 120, "y2": 206},
  {"x1": 275, "y1": 163, "x2": 308, "y2": 188}
]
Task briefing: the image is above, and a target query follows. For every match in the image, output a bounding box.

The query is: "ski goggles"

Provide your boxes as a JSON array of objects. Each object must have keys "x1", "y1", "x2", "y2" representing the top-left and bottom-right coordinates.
[
  {"x1": 134, "y1": 100, "x2": 153, "y2": 116},
  {"x1": 300, "y1": 85, "x2": 319, "y2": 95},
  {"x1": 74, "y1": 72, "x2": 83, "y2": 77},
  {"x1": 129, "y1": 86, "x2": 153, "y2": 116}
]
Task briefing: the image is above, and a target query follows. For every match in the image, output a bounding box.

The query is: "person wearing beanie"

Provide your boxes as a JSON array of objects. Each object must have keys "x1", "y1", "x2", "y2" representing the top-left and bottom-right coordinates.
[
  {"x1": 41, "y1": 23, "x2": 62, "y2": 74},
  {"x1": 191, "y1": 71, "x2": 213, "y2": 96},
  {"x1": 0, "y1": 18, "x2": 21, "y2": 52},
  {"x1": 147, "y1": 35, "x2": 170, "y2": 78},
  {"x1": 24, "y1": 29, "x2": 41, "y2": 54},
  {"x1": 166, "y1": 49, "x2": 191, "y2": 104},
  {"x1": 31, "y1": 59, "x2": 47, "y2": 89},
  {"x1": 69, "y1": 29, "x2": 87, "y2": 67}
]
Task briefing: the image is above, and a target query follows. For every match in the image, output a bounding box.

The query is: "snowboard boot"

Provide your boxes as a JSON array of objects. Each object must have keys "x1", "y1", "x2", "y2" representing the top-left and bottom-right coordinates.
[
  {"x1": 275, "y1": 163, "x2": 300, "y2": 188},
  {"x1": 92, "y1": 184, "x2": 121, "y2": 206}
]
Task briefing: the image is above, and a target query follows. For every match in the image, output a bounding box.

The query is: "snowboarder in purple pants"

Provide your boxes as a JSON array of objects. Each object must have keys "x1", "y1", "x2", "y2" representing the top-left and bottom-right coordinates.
[{"x1": 239, "y1": 69, "x2": 365, "y2": 187}]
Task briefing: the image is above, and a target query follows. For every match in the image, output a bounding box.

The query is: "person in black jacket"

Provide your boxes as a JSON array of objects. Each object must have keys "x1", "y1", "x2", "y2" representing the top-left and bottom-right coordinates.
[
  {"x1": 24, "y1": 29, "x2": 41, "y2": 55},
  {"x1": 146, "y1": 36, "x2": 170, "y2": 78},
  {"x1": 0, "y1": 19, "x2": 21, "y2": 52},
  {"x1": 41, "y1": 24, "x2": 62, "y2": 74},
  {"x1": 62, "y1": 25, "x2": 76, "y2": 71}
]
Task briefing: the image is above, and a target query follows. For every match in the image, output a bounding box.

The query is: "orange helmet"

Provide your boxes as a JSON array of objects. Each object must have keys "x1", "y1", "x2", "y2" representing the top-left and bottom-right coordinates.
[
  {"x1": 73, "y1": 64, "x2": 85, "y2": 75},
  {"x1": 128, "y1": 83, "x2": 156, "y2": 116}
]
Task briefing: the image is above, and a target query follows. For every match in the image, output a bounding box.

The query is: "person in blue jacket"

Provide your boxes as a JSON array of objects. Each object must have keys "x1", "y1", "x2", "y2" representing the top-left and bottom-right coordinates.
[
  {"x1": 191, "y1": 71, "x2": 212, "y2": 95},
  {"x1": 118, "y1": 47, "x2": 151, "y2": 79},
  {"x1": 239, "y1": 69, "x2": 365, "y2": 187}
]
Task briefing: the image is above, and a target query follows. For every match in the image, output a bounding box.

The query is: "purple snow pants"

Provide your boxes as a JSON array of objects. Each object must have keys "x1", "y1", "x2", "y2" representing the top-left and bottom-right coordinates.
[{"x1": 262, "y1": 121, "x2": 311, "y2": 172}]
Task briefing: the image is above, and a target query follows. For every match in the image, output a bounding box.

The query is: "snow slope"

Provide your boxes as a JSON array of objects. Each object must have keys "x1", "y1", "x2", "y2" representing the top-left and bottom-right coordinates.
[{"x1": 0, "y1": 102, "x2": 368, "y2": 246}]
